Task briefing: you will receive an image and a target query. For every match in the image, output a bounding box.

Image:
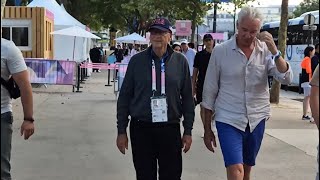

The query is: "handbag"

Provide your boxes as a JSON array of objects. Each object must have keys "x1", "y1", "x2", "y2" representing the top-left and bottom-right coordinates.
[{"x1": 1, "y1": 77, "x2": 21, "y2": 99}]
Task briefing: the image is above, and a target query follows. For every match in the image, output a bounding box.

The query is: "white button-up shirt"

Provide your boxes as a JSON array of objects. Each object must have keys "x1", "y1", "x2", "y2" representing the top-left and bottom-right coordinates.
[
  {"x1": 182, "y1": 48, "x2": 196, "y2": 76},
  {"x1": 201, "y1": 36, "x2": 293, "y2": 132}
]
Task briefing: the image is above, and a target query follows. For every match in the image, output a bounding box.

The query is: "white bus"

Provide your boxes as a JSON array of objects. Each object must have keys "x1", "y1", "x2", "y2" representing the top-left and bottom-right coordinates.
[{"x1": 261, "y1": 10, "x2": 319, "y2": 87}]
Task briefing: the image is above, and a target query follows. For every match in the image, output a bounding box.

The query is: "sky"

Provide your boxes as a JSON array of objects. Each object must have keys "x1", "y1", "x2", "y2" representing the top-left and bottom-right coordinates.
[
  {"x1": 260, "y1": 0, "x2": 303, "y2": 5},
  {"x1": 253, "y1": 0, "x2": 303, "y2": 6},
  {"x1": 208, "y1": 0, "x2": 304, "y2": 14}
]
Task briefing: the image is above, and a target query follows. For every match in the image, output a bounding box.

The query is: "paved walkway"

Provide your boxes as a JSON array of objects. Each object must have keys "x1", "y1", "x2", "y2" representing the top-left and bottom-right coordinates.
[{"x1": 9, "y1": 70, "x2": 318, "y2": 180}]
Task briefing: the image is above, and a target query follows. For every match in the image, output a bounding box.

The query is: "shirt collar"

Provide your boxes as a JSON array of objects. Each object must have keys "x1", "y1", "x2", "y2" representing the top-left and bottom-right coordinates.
[
  {"x1": 149, "y1": 45, "x2": 172, "y2": 61},
  {"x1": 231, "y1": 34, "x2": 264, "y2": 52}
]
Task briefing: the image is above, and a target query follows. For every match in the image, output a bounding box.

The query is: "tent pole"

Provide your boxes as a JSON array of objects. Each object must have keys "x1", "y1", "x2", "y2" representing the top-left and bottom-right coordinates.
[{"x1": 73, "y1": 36, "x2": 76, "y2": 61}]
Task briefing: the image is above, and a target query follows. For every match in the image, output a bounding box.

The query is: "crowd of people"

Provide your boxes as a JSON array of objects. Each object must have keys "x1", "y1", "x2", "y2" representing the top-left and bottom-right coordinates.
[{"x1": 1, "y1": 1, "x2": 319, "y2": 179}]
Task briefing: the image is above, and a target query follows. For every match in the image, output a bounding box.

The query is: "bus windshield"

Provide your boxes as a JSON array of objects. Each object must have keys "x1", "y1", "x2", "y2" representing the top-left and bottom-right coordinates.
[{"x1": 261, "y1": 11, "x2": 319, "y2": 87}]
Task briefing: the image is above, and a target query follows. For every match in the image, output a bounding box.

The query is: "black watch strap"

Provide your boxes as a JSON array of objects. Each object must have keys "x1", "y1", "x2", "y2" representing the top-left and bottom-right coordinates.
[{"x1": 24, "y1": 117, "x2": 34, "y2": 123}]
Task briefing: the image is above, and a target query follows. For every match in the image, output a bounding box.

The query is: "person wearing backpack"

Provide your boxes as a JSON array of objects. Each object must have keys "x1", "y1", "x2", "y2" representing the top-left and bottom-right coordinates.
[{"x1": 1, "y1": 1, "x2": 35, "y2": 179}]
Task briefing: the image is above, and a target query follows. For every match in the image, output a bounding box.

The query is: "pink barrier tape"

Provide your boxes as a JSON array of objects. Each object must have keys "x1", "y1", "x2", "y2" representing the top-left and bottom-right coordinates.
[
  {"x1": 25, "y1": 59, "x2": 76, "y2": 85},
  {"x1": 80, "y1": 63, "x2": 119, "y2": 70}
]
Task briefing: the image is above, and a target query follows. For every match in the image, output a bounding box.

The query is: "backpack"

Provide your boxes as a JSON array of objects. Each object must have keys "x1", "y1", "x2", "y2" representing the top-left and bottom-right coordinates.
[{"x1": 1, "y1": 77, "x2": 21, "y2": 99}]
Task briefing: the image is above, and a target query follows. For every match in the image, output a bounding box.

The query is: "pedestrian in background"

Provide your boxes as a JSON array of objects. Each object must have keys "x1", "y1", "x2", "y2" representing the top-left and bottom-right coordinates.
[
  {"x1": 172, "y1": 43, "x2": 181, "y2": 52},
  {"x1": 301, "y1": 46, "x2": 315, "y2": 122},
  {"x1": 192, "y1": 34, "x2": 215, "y2": 137},
  {"x1": 89, "y1": 45, "x2": 102, "y2": 73},
  {"x1": 181, "y1": 40, "x2": 196, "y2": 78}
]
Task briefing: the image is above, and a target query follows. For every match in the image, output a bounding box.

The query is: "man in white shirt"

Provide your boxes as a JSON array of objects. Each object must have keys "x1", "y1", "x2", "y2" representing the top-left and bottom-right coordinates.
[
  {"x1": 1, "y1": 1, "x2": 35, "y2": 179},
  {"x1": 181, "y1": 40, "x2": 196, "y2": 77},
  {"x1": 202, "y1": 6, "x2": 292, "y2": 180}
]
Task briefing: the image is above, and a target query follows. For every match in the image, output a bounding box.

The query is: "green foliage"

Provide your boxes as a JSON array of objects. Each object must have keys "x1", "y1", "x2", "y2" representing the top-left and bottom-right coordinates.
[
  {"x1": 58, "y1": 0, "x2": 211, "y2": 36},
  {"x1": 293, "y1": 0, "x2": 319, "y2": 17}
]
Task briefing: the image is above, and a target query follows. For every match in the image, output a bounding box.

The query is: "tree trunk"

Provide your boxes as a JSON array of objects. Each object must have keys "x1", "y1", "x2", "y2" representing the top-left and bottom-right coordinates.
[
  {"x1": 269, "y1": 0, "x2": 288, "y2": 104},
  {"x1": 190, "y1": 9, "x2": 197, "y2": 44}
]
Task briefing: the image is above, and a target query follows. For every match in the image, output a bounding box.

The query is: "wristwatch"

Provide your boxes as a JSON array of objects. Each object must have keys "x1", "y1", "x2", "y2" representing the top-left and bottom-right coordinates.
[
  {"x1": 24, "y1": 117, "x2": 34, "y2": 123},
  {"x1": 273, "y1": 50, "x2": 282, "y2": 61}
]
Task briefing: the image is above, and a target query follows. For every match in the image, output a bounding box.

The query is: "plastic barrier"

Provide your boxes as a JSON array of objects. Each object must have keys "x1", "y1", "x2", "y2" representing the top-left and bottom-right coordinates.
[
  {"x1": 25, "y1": 59, "x2": 77, "y2": 91},
  {"x1": 77, "y1": 63, "x2": 119, "y2": 92}
]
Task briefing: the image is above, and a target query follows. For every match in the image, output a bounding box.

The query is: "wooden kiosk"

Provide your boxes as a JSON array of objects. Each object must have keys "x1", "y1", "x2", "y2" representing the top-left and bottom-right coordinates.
[{"x1": 2, "y1": 6, "x2": 54, "y2": 59}]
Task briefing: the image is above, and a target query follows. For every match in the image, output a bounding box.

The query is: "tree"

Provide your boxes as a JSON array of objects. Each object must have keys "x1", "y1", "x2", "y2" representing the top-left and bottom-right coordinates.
[
  {"x1": 293, "y1": 0, "x2": 319, "y2": 17},
  {"x1": 173, "y1": 0, "x2": 211, "y2": 43},
  {"x1": 269, "y1": 0, "x2": 288, "y2": 104},
  {"x1": 220, "y1": 0, "x2": 257, "y2": 33},
  {"x1": 55, "y1": 0, "x2": 212, "y2": 41}
]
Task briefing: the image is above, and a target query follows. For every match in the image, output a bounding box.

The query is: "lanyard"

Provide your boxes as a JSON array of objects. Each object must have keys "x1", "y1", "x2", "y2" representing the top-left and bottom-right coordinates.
[{"x1": 152, "y1": 58, "x2": 165, "y2": 96}]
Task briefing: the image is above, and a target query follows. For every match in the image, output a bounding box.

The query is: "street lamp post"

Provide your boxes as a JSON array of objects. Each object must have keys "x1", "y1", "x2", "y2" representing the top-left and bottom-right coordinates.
[
  {"x1": 213, "y1": 2, "x2": 218, "y2": 33},
  {"x1": 201, "y1": 0, "x2": 231, "y2": 33}
]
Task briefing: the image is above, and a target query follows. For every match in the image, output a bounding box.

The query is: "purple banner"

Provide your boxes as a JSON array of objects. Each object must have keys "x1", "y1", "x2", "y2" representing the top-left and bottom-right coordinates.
[{"x1": 25, "y1": 59, "x2": 76, "y2": 85}]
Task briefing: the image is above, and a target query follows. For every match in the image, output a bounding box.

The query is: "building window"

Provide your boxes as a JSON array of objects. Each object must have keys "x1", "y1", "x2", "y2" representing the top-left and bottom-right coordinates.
[
  {"x1": 2, "y1": 27, "x2": 10, "y2": 40},
  {"x1": 12, "y1": 27, "x2": 29, "y2": 46},
  {"x1": 2, "y1": 19, "x2": 32, "y2": 51}
]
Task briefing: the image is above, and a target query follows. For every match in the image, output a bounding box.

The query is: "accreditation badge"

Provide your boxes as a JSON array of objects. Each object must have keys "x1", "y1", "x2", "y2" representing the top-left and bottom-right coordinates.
[{"x1": 150, "y1": 96, "x2": 168, "y2": 123}]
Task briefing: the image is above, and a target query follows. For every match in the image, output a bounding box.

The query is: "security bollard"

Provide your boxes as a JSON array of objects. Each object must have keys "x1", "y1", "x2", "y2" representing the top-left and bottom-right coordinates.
[
  {"x1": 76, "y1": 64, "x2": 82, "y2": 93},
  {"x1": 105, "y1": 69, "x2": 112, "y2": 86}
]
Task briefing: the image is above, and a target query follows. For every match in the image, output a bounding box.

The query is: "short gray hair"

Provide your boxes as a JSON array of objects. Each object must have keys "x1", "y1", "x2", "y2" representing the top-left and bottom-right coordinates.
[{"x1": 237, "y1": 6, "x2": 264, "y2": 27}]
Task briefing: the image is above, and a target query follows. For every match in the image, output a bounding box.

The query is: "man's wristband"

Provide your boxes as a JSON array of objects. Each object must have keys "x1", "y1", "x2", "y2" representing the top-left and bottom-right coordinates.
[
  {"x1": 24, "y1": 117, "x2": 34, "y2": 123},
  {"x1": 273, "y1": 50, "x2": 282, "y2": 61}
]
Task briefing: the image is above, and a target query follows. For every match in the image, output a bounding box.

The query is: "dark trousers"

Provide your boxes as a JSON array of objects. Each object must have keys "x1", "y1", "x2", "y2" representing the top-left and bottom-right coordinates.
[
  {"x1": 130, "y1": 120, "x2": 182, "y2": 180},
  {"x1": 1, "y1": 112, "x2": 13, "y2": 180}
]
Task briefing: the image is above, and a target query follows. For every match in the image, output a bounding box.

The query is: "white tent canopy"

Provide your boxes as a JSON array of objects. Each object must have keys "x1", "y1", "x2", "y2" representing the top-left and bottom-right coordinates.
[
  {"x1": 27, "y1": 0, "x2": 93, "y2": 62},
  {"x1": 27, "y1": 0, "x2": 85, "y2": 29},
  {"x1": 60, "y1": 3, "x2": 67, "y2": 12},
  {"x1": 51, "y1": 26, "x2": 100, "y2": 61},
  {"x1": 115, "y1": 33, "x2": 148, "y2": 44},
  {"x1": 51, "y1": 26, "x2": 101, "y2": 39}
]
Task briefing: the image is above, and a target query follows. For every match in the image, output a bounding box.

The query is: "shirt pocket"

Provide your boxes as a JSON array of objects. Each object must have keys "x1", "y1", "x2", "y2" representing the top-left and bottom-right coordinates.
[{"x1": 247, "y1": 64, "x2": 268, "y2": 91}]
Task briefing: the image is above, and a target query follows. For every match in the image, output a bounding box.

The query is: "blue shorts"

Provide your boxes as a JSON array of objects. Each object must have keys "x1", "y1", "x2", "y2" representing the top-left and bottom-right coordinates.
[{"x1": 216, "y1": 120, "x2": 265, "y2": 167}]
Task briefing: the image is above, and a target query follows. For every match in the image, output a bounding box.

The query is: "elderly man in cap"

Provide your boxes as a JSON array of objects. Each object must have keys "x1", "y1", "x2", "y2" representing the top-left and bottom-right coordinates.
[
  {"x1": 116, "y1": 17, "x2": 195, "y2": 180},
  {"x1": 192, "y1": 34, "x2": 215, "y2": 137},
  {"x1": 181, "y1": 39, "x2": 196, "y2": 78}
]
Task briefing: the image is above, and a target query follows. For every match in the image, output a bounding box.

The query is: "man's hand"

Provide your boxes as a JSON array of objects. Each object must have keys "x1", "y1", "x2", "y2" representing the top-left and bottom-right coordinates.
[
  {"x1": 192, "y1": 86, "x2": 196, "y2": 97},
  {"x1": 257, "y1": 31, "x2": 277, "y2": 55},
  {"x1": 21, "y1": 121, "x2": 34, "y2": 140},
  {"x1": 117, "y1": 134, "x2": 128, "y2": 154},
  {"x1": 182, "y1": 135, "x2": 192, "y2": 153},
  {"x1": 203, "y1": 129, "x2": 217, "y2": 153}
]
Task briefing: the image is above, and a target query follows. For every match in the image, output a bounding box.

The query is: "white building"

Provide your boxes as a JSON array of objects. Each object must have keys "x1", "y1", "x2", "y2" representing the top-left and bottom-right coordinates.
[
  {"x1": 205, "y1": 5, "x2": 297, "y2": 35},
  {"x1": 206, "y1": 13, "x2": 235, "y2": 34},
  {"x1": 256, "y1": 5, "x2": 296, "y2": 22}
]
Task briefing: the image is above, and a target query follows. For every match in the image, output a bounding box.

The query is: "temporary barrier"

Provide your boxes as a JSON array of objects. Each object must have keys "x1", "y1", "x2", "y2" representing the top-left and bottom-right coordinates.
[
  {"x1": 76, "y1": 63, "x2": 119, "y2": 92},
  {"x1": 25, "y1": 59, "x2": 76, "y2": 91}
]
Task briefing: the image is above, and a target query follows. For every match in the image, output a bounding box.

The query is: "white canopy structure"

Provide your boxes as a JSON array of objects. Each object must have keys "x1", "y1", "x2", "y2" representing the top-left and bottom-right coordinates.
[
  {"x1": 115, "y1": 33, "x2": 148, "y2": 44},
  {"x1": 51, "y1": 26, "x2": 100, "y2": 39},
  {"x1": 51, "y1": 26, "x2": 101, "y2": 60},
  {"x1": 27, "y1": 0, "x2": 93, "y2": 62}
]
